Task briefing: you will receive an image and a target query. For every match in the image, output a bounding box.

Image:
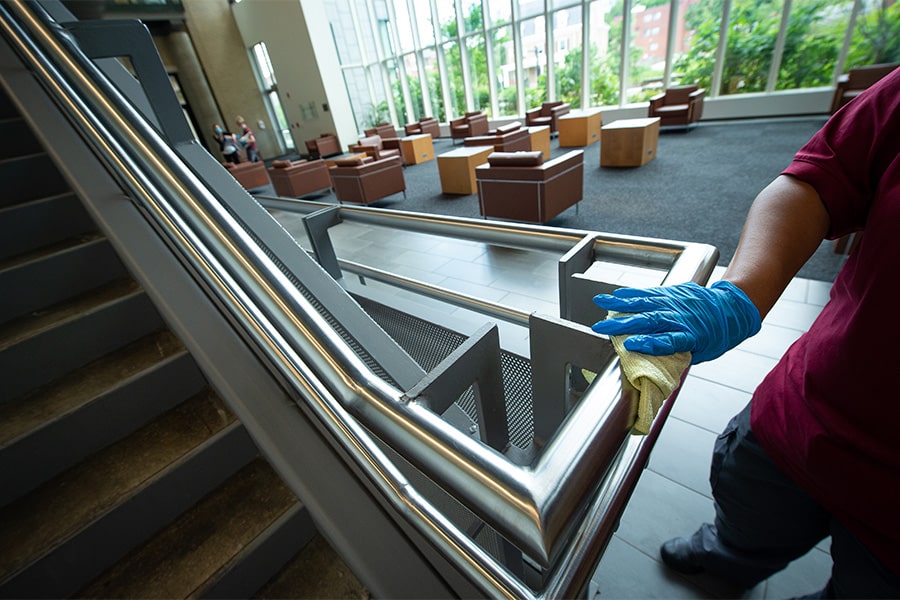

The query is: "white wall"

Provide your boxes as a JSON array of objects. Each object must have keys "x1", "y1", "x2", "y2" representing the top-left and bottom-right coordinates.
[{"x1": 231, "y1": 0, "x2": 358, "y2": 152}]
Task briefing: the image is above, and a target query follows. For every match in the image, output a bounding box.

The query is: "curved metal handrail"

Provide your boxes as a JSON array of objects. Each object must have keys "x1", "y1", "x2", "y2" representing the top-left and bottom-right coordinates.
[{"x1": 0, "y1": 3, "x2": 717, "y2": 597}]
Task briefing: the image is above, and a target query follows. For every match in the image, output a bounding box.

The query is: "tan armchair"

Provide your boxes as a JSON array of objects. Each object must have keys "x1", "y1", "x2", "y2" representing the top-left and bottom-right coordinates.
[
  {"x1": 328, "y1": 155, "x2": 407, "y2": 205},
  {"x1": 525, "y1": 101, "x2": 570, "y2": 134},
  {"x1": 648, "y1": 85, "x2": 705, "y2": 127},
  {"x1": 450, "y1": 111, "x2": 489, "y2": 143},
  {"x1": 830, "y1": 63, "x2": 898, "y2": 113},
  {"x1": 475, "y1": 150, "x2": 584, "y2": 224},
  {"x1": 267, "y1": 159, "x2": 332, "y2": 198},
  {"x1": 404, "y1": 117, "x2": 441, "y2": 138},
  {"x1": 304, "y1": 134, "x2": 341, "y2": 159},
  {"x1": 349, "y1": 134, "x2": 405, "y2": 163},
  {"x1": 463, "y1": 122, "x2": 531, "y2": 152},
  {"x1": 223, "y1": 160, "x2": 270, "y2": 191}
]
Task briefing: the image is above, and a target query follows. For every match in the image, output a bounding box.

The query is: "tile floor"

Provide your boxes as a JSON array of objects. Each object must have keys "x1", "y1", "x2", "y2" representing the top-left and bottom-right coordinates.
[{"x1": 266, "y1": 203, "x2": 839, "y2": 600}]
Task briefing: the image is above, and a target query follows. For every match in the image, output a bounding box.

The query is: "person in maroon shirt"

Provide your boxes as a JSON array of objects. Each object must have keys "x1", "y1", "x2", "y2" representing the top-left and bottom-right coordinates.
[{"x1": 593, "y1": 66, "x2": 900, "y2": 598}]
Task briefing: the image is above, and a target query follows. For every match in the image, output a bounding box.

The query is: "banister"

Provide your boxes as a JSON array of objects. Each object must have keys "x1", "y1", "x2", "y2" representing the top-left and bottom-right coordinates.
[{"x1": 0, "y1": 3, "x2": 718, "y2": 597}]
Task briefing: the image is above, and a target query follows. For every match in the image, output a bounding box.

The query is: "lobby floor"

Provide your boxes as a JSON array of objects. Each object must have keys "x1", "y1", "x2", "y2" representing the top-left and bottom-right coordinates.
[{"x1": 267, "y1": 204, "x2": 838, "y2": 599}]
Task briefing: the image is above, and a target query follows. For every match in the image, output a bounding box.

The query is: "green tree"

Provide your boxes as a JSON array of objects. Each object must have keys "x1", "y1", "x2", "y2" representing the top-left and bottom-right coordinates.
[
  {"x1": 556, "y1": 46, "x2": 583, "y2": 108},
  {"x1": 776, "y1": 0, "x2": 843, "y2": 89},
  {"x1": 847, "y1": 0, "x2": 900, "y2": 67},
  {"x1": 720, "y1": 0, "x2": 782, "y2": 94},
  {"x1": 675, "y1": 0, "x2": 842, "y2": 93},
  {"x1": 362, "y1": 100, "x2": 390, "y2": 128}
]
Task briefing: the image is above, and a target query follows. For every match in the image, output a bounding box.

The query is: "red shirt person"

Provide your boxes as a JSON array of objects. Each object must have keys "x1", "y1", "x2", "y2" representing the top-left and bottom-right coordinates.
[{"x1": 592, "y1": 66, "x2": 900, "y2": 596}]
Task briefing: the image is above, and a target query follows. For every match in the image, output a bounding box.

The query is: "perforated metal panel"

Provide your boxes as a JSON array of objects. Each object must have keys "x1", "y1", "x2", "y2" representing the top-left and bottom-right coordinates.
[{"x1": 353, "y1": 294, "x2": 535, "y2": 450}]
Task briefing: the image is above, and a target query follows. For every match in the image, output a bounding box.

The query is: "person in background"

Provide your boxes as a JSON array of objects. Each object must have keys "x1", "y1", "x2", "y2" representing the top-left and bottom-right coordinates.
[
  {"x1": 213, "y1": 123, "x2": 241, "y2": 164},
  {"x1": 236, "y1": 116, "x2": 259, "y2": 163},
  {"x1": 591, "y1": 67, "x2": 900, "y2": 598}
]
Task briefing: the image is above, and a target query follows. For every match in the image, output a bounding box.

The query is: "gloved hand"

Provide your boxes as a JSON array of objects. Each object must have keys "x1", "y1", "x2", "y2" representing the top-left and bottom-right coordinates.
[{"x1": 591, "y1": 280, "x2": 761, "y2": 365}]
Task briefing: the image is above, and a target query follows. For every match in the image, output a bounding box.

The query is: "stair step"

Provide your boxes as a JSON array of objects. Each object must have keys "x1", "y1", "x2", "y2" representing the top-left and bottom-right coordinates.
[
  {"x1": 0, "y1": 192, "x2": 96, "y2": 260},
  {"x1": 254, "y1": 533, "x2": 369, "y2": 600},
  {"x1": 0, "y1": 278, "x2": 164, "y2": 401},
  {"x1": 0, "y1": 234, "x2": 129, "y2": 326},
  {"x1": 0, "y1": 391, "x2": 258, "y2": 598},
  {"x1": 77, "y1": 459, "x2": 304, "y2": 599},
  {"x1": 0, "y1": 153, "x2": 69, "y2": 207},
  {"x1": 0, "y1": 117, "x2": 43, "y2": 160},
  {"x1": 0, "y1": 330, "x2": 207, "y2": 506}
]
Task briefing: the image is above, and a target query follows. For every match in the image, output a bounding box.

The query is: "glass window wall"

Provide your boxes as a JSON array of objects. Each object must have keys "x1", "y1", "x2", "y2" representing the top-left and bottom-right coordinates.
[{"x1": 321, "y1": 0, "x2": 891, "y2": 133}]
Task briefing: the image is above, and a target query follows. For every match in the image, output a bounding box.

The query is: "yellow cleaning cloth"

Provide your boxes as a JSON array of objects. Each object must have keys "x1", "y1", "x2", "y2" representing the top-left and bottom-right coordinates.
[{"x1": 606, "y1": 311, "x2": 691, "y2": 435}]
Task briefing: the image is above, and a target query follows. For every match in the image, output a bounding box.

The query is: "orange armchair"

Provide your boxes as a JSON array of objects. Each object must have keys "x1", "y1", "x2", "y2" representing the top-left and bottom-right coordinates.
[
  {"x1": 328, "y1": 155, "x2": 407, "y2": 205},
  {"x1": 648, "y1": 85, "x2": 705, "y2": 127},
  {"x1": 525, "y1": 101, "x2": 570, "y2": 133},
  {"x1": 267, "y1": 159, "x2": 332, "y2": 198},
  {"x1": 450, "y1": 111, "x2": 489, "y2": 143},
  {"x1": 475, "y1": 150, "x2": 584, "y2": 224}
]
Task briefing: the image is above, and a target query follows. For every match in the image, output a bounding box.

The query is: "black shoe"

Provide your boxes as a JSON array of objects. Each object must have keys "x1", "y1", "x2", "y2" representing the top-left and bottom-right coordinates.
[{"x1": 660, "y1": 536, "x2": 705, "y2": 575}]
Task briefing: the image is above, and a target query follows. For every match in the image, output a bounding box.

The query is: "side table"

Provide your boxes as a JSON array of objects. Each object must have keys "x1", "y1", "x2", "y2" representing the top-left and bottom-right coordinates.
[
  {"x1": 600, "y1": 117, "x2": 660, "y2": 167},
  {"x1": 400, "y1": 133, "x2": 435, "y2": 165},
  {"x1": 437, "y1": 146, "x2": 495, "y2": 195},
  {"x1": 527, "y1": 125, "x2": 551, "y2": 160},
  {"x1": 558, "y1": 109, "x2": 602, "y2": 147}
]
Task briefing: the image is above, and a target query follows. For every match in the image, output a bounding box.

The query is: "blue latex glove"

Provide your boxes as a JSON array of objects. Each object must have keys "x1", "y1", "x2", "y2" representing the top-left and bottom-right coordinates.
[{"x1": 591, "y1": 280, "x2": 761, "y2": 365}]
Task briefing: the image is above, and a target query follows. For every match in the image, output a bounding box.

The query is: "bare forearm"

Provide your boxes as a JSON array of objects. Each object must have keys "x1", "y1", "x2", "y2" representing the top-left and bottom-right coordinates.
[{"x1": 723, "y1": 175, "x2": 830, "y2": 319}]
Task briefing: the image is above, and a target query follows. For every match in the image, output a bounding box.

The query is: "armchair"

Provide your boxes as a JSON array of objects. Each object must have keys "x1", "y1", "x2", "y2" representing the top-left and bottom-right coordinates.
[
  {"x1": 304, "y1": 134, "x2": 341, "y2": 159},
  {"x1": 830, "y1": 63, "x2": 898, "y2": 113},
  {"x1": 365, "y1": 123, "x2": 400, "y2": 140},
  {"x1": 463, "y1": 122, "x2": 531, "y2": 152},
  {"x1": 349, "y1": 134, "x2": 405, "y2": 163},
  {"x1": 450, "y1": 111, "x2": 489, "y2": 143},
  {"x1": 328, "y1": 155, "x2": 407, "y2": 205},
  {"x1": 648, "y1": 85, "x2": 705, "y2": 127},
  {"x1": 223, "y1": 160, "x2": 270, "y2": 191},
  {"x1": 359, "y1": 123, "x2": 405, "y2": 160},
  {"x1": 404, "y1": 117, "x2": 441, "y2": 138},
  {"x1": 475, "y1": 150, "x2": 584, "y2": 224},
  {"x1": 267, "y1": 159, "x2": 332, "y2": 198},
  {"x1": 524, "y1": 101, "x2": 570, "y2": 134}
]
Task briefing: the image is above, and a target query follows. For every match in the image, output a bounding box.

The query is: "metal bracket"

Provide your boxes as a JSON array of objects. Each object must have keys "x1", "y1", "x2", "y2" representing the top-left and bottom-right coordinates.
[
  {"x1": 302, "y1": 205, "x2": 342, "y2": 280},
  {"x1": 403, "y1": 323, "x2": 509, "y2": 452},
  {"x1": 558, "y1": 233, "x2": 618, "y2": 327},
  {"x1": 529, "y1": 313, "x2": 618, "y2": 448},
  {"x1": 62, "y1": 19, "x2": 194, "y2": 145}
]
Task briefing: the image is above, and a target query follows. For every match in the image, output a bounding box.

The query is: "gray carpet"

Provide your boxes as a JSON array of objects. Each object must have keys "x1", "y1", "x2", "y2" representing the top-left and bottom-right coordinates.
[{"x1": 269, "y1": 117, "x2": 848, "y2": 283}]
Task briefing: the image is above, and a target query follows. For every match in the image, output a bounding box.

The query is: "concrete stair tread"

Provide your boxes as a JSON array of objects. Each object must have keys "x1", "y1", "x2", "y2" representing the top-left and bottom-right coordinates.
[
  {"x1": 254, "y1": 533, "x2": 369, "y2": 600},
  {"x1": 0, "y1": 390, "x2": 235, "y2": 581},
  {"x1": 0, "y1": 190, "x2": 76, "y2": 214},
  {"x1": 0, "y1": 231, "x2": 105, "y2": 272},
  {"x1": 0, "y1": 278, "x2": 141, "y2": 351},
  {"x1": 0, "y1": 330, "x2": 187, "y2": 447},
  {"x1": 76, "y1": 458, "x2": 299, "y2": 599}
]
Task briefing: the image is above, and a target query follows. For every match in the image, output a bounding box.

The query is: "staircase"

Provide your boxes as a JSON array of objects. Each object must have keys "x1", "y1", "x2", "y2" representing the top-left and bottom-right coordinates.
[{"x1": 0, "y1": 88, "x2": 349, "y2": 598}]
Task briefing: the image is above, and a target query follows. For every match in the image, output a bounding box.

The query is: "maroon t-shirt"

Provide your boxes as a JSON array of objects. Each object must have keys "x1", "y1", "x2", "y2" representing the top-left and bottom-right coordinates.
[{"x1": 751, "y1": 66, "x2": 900, "y2": 575}]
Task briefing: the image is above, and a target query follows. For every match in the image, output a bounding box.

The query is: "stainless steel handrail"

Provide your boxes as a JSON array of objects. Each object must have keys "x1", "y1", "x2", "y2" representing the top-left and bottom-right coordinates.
[{"x1": 0, "y1": 4, "x2": 717, "y2": 597}]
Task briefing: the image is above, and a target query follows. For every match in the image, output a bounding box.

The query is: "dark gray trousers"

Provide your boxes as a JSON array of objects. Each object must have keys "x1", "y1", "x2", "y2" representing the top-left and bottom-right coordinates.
[{"x1": 687, "y1": 402, "x2": 900, "y2": 597}]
